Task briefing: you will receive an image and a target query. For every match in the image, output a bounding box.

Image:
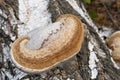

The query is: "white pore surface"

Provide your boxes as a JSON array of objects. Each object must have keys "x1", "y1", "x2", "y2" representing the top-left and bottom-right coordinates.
[
  {"x1": 27, "y1": 22, "x2": 62, "y2": 49},
  {"x1": 18, "y1": 0, "x2": 51, "y2": 36}
]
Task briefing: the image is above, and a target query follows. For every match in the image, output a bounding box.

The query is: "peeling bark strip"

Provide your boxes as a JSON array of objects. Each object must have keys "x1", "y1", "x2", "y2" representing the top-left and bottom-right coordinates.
[{"x1": 18, "y1": 0, "x2": 51, "y2": 36}]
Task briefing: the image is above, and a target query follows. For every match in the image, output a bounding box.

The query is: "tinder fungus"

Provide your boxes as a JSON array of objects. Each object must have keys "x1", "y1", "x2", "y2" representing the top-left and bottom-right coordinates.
[
  {"x1": 106, "y1": 31, "x2": 120, "y2": 63},
  {"x1": 11, "y1": 14, "x2": 84, "y2": 73}
]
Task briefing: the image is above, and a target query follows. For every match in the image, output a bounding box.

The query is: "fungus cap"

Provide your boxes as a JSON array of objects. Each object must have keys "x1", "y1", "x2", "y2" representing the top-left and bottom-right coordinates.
[
  {"x1": 11, "y1": 14, "x2": 84, "y2": 73},
  {"x1": 106, "y1": 31, "x2": 120, "y2": 63}
]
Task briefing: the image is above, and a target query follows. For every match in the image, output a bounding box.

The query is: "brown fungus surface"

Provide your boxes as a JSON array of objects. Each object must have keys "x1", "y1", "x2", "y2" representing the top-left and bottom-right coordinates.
[
  {"x1": 106, "y1": 31, "x2": 120, "y2": 63},
  {"x1": 11, "y1": 14, "x2": 84, "y2": 73}
]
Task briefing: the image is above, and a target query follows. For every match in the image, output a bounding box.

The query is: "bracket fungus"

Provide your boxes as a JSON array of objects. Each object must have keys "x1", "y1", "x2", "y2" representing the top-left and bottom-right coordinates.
[
  {"x1": 11, "y1": 14, "x2": 84, "y2": 73},
  {"x1": 106, "y1": 31, "x2": 120, "y2": 63}
]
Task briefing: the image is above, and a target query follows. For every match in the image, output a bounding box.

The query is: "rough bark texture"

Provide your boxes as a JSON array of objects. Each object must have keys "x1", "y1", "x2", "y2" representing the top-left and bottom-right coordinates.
[{"x1": 0, "y1": 0, "x2": 120, "y2": 80}]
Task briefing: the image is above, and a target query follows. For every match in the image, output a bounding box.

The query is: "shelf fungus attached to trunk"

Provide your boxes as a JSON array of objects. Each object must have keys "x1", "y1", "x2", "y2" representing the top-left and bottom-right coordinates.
[
  {"x1": 106, "y1": 31, "x2": 120, "y2": 63},
  {"x1": 11, "y1": 14, "x2": 84, "y2": 73}
]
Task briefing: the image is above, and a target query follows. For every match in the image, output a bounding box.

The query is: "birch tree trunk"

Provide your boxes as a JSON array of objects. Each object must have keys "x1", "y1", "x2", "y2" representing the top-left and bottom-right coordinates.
[{"x1": 0, "y1": 0, "x2": 120, "y2": 80}]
